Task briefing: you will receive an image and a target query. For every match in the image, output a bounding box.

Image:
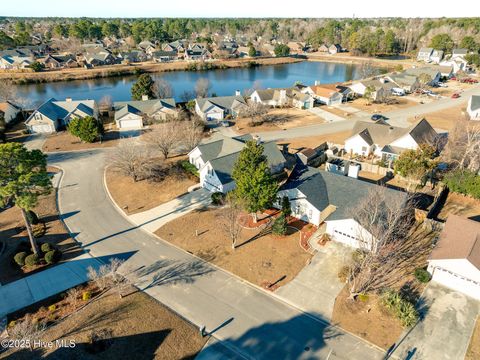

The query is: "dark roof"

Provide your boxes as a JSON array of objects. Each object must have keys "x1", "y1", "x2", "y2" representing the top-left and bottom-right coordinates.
[
  {"x1": 408, "y1": 118, "x2": 438, "y2": 145},
  {"x1": 430, "y1": 215, "x2": 480, "y2": 270},
  {"x1": 281, "y1": 166, "x2": 406, "y2": 221}
]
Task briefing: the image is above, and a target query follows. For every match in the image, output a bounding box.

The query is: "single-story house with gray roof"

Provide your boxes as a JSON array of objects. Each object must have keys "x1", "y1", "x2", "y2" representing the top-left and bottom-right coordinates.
[
  {"x1": 195, "y1": 95, "x2": 247, "y2": 121},
  {"x1": 113, "y1": 98, "x2": 177, "y2": 129},
  {"x1": 276, "y1": 165, "x2": 407, "y2": 248}
]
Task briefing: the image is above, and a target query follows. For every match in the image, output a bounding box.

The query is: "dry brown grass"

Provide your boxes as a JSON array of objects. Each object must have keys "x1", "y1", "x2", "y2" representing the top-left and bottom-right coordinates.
[
  {"x1": 437, "y1": 192, "x2": 480, "y2": 222},
  {"x1": 278, "y1": 130, "x2": 352, "y2": 150},
  {"x1": 407, "y1": 104, "x2": 467, "y2": 131},
  {"x1": 105, "y1": 157, "x2": 197, "y2": 215},
  {"x1": 1, "y1": 290, "x2": 207, "y2": 360},
  {"x1": 42, "y1": 130, "x2": 121, "y2": 152},
  {"x1": 466, "y1": 317, "x2": 480, "y2": 360},
  {"x1": 236, "y1": 107, "x2": 324, "y2": 134},
  {"x1": 156, "y1": 207, "x2": 312, "y2": 288},
  {"x1": 350, "y1": 97, "x2": 417, "y2": 114}
]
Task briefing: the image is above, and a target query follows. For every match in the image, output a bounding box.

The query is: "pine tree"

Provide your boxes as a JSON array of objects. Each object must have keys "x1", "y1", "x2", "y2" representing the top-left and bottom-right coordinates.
[{"x1": 131, "y1": 74, "x2": 156, "y2": 100}]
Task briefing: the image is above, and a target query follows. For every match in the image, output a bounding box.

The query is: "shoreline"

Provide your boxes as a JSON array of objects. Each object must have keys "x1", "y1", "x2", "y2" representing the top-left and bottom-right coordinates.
[
  {"x1": 306, "y1": 53, "x2": 416, "y2": 70},
  {"x1": 0, "y1": 57, "x2": 304, "y2": 85}
]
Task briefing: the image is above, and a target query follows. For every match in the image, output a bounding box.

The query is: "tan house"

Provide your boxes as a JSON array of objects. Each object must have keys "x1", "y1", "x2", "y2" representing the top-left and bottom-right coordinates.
[{"x1": 113, "y1": 98, "x2": 178, "y2": 129}]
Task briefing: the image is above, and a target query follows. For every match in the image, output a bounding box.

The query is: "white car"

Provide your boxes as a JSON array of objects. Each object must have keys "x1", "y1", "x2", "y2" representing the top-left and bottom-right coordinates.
[
  {"x1": 438, "y1": 83, "x2": 448, "y2": 88},
  {"x1": 392, "y1": 88, "x2": 405, "y2": 96}
]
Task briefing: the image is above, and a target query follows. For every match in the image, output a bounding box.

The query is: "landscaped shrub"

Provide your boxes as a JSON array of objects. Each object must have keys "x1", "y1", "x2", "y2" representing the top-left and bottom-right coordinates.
[
  {"x1": 26, "y1": 210, "x2": 39, "y2": 225},
  {"x1": 381, "y1": 289, "x2": 419, "y2": 327},
  {"x1": 32, "y1": 223, "x2": 46, "y2": 238},
  {"x1": 41, "y1": 243, "x2": 52, "y2": 253},
  {"x1": 443, "y1": 169, "x2": 480, "y2": 199},
  {"x1": 14, "y1": 252, "x2": 28, "y2": 266},
  {"x1": 272, "y1": 214, "x2": 288, "y2": 235},
  {"x1": 414, "y1": 268, "x2": 431, "y2": 283},
  {"x1": 337, "y1": 265, "x2": 350, "y2": 282},
  {"x1": 211, "y1": 192, "x2": 225, "y2": 205},
  {"x1": 24, "y1": 253, "x2": 39, "y2": 267},
  {"x1": 358, "y1": 294, "x2": 369, "y2": 302},
  {"x1": 180, "y1": 161, "x2": 199, "y2": 177},
  {"x1": 45, "y1": 250, "x2": 60, "y2": 264},
  {"x1": 48, "y1": 304, "x2": 56, "y2": 312},
  {"x1": 82, "y1": 290, "x2": 92, "y2": 301}
]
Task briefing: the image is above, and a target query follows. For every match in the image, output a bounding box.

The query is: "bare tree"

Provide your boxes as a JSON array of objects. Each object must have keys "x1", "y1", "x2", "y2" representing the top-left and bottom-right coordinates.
[
  {"x1": 442, "y1": 117, "x2": 480, "y2": 173},
  {"x1": 0, "y1": 80, "x2": 17, "y2": 102},
  {"x1": 111, "y1": 140, "x2": 151, "y2": 181},
  {"x1": 359, "y1": 61, "x2": 377, "y2": 79},
  {"x1": 417, "y1": 73, "x2": 433, "y2": 91},
  {"x1": 7, "y1": 314, "x2": 46, "y2": 349},
  {"x1": 65, "y1": 287, "x2": 81, "y2": 310},
  {"x1": 144, "y1": 121, "x2": 182, "y2": 159},
  {"x1": 87, "y1": 258, "x2": 139, "y2": 298},
  {"x1": 240, "y1": 102, "x2": 269, "y2": 126},
  {"x1": 219, "y1": 193, "x2": 243, "y2": 250},
  {"x1": 179, "y1": 117, "x2": 204, "y2": 151},
  {"x1": 344, "y1": 187, "x2": 425, "y2": 299},
  {"x1": 195, "y1": 78, "x2": 211, "y2": 98},
  {"x1": 99, "y1": 95, "x2": 113, "y2": 112},
  {"x1": 153, "y1": 79, "x2": 174, "y2": 99},
  {"x1": 180, "y1": 90, "x2": 196, "y2": 103}
]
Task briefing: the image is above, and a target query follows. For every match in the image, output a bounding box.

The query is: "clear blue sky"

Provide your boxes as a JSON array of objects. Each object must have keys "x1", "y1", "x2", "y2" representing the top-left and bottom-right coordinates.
[{"x1": 0, "y1": 0, "x2": 471, "y2": 18}]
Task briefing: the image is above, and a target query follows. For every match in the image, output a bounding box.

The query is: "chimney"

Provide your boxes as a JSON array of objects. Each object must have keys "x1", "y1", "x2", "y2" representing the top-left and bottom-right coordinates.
[
  {"x1": 142, "y1": 95, "x2": 149, "y2": 101},
  {"x1": 235, "y1": 90, "x2": 241, "y2": 96},
  {"x1": 65, "y1": 97, "x2": 72, "y2": 102},
  {"x1": 314, "y1": 80, "x2": 320, "y2": 86}
]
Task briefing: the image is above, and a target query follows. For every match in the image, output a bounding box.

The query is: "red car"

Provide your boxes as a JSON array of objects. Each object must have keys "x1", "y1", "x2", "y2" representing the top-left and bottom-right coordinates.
[
  {"x1": 451, "y1": 76, "x2": 457, "y2": 81},
  {"x1": 451, "y1": 93, "x2": 460, "y2": 99}
]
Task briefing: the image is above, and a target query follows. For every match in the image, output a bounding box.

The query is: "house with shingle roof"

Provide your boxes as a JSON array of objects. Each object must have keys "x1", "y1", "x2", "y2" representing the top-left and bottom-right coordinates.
[
  {"x1": 195, "y1": 95, "x2": 247, "y2": 121},
  {"x1": 25, "y1": 98, "x2": 98, "y2": 133},
  {"x1": 43, "y1": 54, "x2": 78, "y2": 69},
  {"x1": 349, "y1": 79, "x2": 395, "y2": 101},
  {"x1": 113, "y1": 98, "x2": 177, "y2": 129},
  {"x1": 468, "y1": 95, "x2": 480, "y2": 121},
  {"x1": 189, "y1": 134, "x2": 286, "y2": 193},
  {"x1": 428, "y1": 215, "x2": 480, "y2": 300},
  {"x1": 276, "y1": 165, "x2": 407, "y2": 248},
  {"x1": 344, "y1": 118, "x2": 438, "y2": 159},
  {"x1": 417, "y1": 47, "x2": 434, "y2": 62},
  {"x1": 0, "y1": 101, "x2": 21, "y2": 124},
  {"x1": 302, "y1": 85, "x2": 343, "y2": 105}
]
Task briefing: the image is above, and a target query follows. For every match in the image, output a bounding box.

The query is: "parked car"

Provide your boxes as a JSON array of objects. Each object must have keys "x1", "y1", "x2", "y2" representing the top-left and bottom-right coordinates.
[
  {"x1": 392, "y1": 87, "x2": 405, "y2": 96},
  {"x1": 451, "y1": 76, "x2": 457, "y2": 81},
  {"x1": 451, "y1": 93, "x2": 460, "y2": 99},
  {"x1": 437, "y1": 83, "x2": 448, "y2": 88},
  {"x1": 371, "y1": 114, "x2": 388, "y2": 121}
]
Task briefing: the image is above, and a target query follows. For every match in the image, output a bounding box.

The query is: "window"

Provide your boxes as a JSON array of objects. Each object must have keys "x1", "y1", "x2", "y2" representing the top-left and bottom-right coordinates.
[{"x1": 308, "y1": 210, "x2": 312, "y2": 219}]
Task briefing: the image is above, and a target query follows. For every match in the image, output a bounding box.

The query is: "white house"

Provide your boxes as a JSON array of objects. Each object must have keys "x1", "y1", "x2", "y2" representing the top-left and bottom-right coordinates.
[
  {"x1": 328, "y1": 44, "x2": 342, "y2": 54},
  {"x1": 303, "y1": 86, "x2": 343, "y2": 105},
  {"x1": 0, "y1": 55, "x2": 32, "y2": 69},
  {"x1": 467, "y1": 95, "x2": 480, "y2": 121},
  {"x1": 428, "y1": 215, "x2": 480, "y2": 300},
  {"x1": 113, "y1": 98, "x2": 177, "y2": 129},
  {"x1": 349, "y1": 79, "x2": 394, "y2": 101},
  {"x1": 25, "y1": 98, "x2": 98, "y2": 133},
  {"x1": 195, "y1": 95, "x2": 247, "y2": 121},
  {"x1": 417, "y1": 47, "x2": 434, "y2": 62},
  {"x1": 276, "y1": 166, "x2": 406, "y2": 249},
  {"x1": 430, "y1": 50, "x2": 444, "y2": 64},
  {"x1": 250, "y1": 89, "x2": 288, "y2": 107},
  {"x1": 0, "y1": 101, "x2": 21, "y2": 124},
  {"x1": 344, "y1": 118, "x2": 438, "y2": 159}
]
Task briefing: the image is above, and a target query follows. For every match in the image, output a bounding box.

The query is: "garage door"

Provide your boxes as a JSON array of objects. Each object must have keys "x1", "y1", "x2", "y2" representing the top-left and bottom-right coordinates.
[
  {"x1": 31, "y1": 124, "x2": 53, "y2": 133},
  {"x1": 206, "y1": 112, "x2": 223, "y2": 121},
  {"x1": 432, "y1": 267, "x2": 480, "y2": 300},
  {"x1": 119, "y1": 119, "x2": 143, "y2": 129}
]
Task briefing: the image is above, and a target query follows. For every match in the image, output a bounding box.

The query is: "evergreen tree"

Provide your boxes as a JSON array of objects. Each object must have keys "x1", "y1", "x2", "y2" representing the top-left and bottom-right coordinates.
[
  {"x1": 131, "y1": 74, "x2": 156, "y2": 100},
  {"x1": 67, "y1": 116, "x2": 99, "y2": 143}
]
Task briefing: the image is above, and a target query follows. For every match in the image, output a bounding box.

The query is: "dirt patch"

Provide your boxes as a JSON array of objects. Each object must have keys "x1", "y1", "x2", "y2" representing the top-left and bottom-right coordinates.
[
  {"x1": 236, "y1": 108, "x2": 324, "y2": 134},
  {"x1": 466, "y1": 317, "x2": 480, "y2": 360},
  {"x1": 437, "y1": 192, "x2": 480, "y2": 222},
  {"x1": 42, "y1": 130, "x2": 121, "y2": 152},
  {"x1": 278, "y1": 130, "x2": 352, "y2": 150},
  {"x1": 1, "y1": 289, "x2": 207, "y2": 360},
  {"x1": 407, "y1": 104, "x2": 467, "y2": 131},
  {"x1": 332, "y1": 287, "x2": 403, "y2": 350},
  {"x1": 156, "y1": 207, "x2": 312, "y2": 288},
  {"x1": 0, "y1": 171, "x2": 82, "y2": 285},
  {"x1": 105, "y1": 157, "x2": 198, "y2": 215},
  {"x1": 4, "y1": 121, "x2": 29, "y2": 143},
  {"x1": 349, "y1": 97, "x2": 417, "y2": 114}
]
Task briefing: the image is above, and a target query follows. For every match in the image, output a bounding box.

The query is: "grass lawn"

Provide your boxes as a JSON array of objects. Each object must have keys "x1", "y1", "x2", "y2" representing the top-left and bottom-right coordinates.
[
  {"x1": 437, "y1": 192, "x2": 480, "y2": 222},
  {"x1": 106, "y1": 156, "x2": 198, "y2": 215},
  {"x1": 466, "y1": 317, "x2": 480, "y2": 360},
  {"x1": 407, "y1": 104, "x2": 467, "y2": 131},
  {"x1": 278, "y1": 130, "x2": 352, "y2": 150},
  {"x1": 42, "y1": 130, "x2": 121, "y2": 152},
  {"x1": 1, "y1": 289, "x2": 207, "y2": 360},
  {"x1": 236, "y1": 107, "x2": 324, "y2": 134},
  {"x1": 155, "y1": 207, "x2": 312, "y2": 288},
  {"x1": 0, "y1": 169, "x2": 81, "y2": 285},
  {"x1": 349, "y1": 97, "x2": 417, "y2": 114}
]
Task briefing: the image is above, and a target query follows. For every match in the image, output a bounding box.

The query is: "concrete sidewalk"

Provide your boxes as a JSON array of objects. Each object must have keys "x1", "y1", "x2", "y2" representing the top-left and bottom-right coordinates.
[
  {"x1": 308, "y1": 107, "x2": 346, "y2": 123},
  {"x1": 127, "y1": 188, "x2": 211, "y2": 232},
  {"x1": 0, "y1": 253, "x2": 104, "y2": 318}
]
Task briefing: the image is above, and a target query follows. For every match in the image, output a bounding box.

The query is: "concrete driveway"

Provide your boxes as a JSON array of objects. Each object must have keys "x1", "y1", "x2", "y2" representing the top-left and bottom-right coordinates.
[
  {"x1": 275, "y1": 242, "x2": 352, "y2": 320},
  {"x1": 392, "y1": 283, "x2": 480, "y2": 360},
  {"x1": 308, "y1": 107, "x2": 346, "y2": 123}
]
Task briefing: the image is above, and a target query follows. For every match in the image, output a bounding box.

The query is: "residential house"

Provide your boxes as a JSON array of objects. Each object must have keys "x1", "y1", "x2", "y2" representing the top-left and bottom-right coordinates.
[
  {"x1": 303, "y1": 85, "x2": 343, "y2": 105},
  {"x1": 0, "y1": 101, "x2": 21, "y2": 124},
  {"x1": 287, "y1": 89, "x2": 314, "y2": 109},
  {"x1": 195, "y1": 95, "x2": 247, "y2": 121},
  {"x1": 386, "y1": 73, "x2": 420, "y2": 93},
  {"x1": 113, "y1": 98, "x2": 178, "y2": 129},
  {"x1": 138, "y1": 41, "x2": 157, "y2": 55},
  {"x1": 404, "y1": 67, "x2": 441, "y2": 85},
  {"x1": 276, "y1": 166, "x2": 407, "y2": 248},
  {"x1": 151, "y1": 50, "x2": 178, "y2": 62},
  {"x1": 189, "y1": 134, "x2": 286, "y2": 193},
  {"x1": 43, "y1": 54, "x2": 77, "y2": 69},
  {"x1": 250, "y1": 89, "x2": 288, "y2": 107},
  {"x1": 440, "y1": 57, "x2": 468, "y2": 73},
  {"x1": 296, "y1": 144, "x2": 328, "y2": 166},
  {"x1": 467, "y1": 95, "x2": 480, "y2": 121},
  {"x1": 344, "y1": 118, "x2": 438, "y2": 160},
  {"x1": 319, "y1": 83, "x2": 354, "y2": 102},
  {"x1": 25, "y1": 98, "x2": 98, "y2": 133},
  {"x1": 417, "y1": 47, "x2": 434, "y2": 62},
  {"x1": 287, "y1": 42, "x2": 306, "y2": 55},
  {"x1": 349, "y1": 79, "x2": 394, "y2": 101},
  {"x1": 452, "y1": 48, "x2": 469, "y2": 60},
  {"x1": 117, "y1": 50, "x2": 148, "y2": 63},
  {"x1": 328, "y1": 44, "x2": 342, "y2": 54},
  {"x1": 430, "y1": 50, "x2": 444, "y2": 64},
  {"x1": 260, "y1": 44, "x2": 276, "y2": 57},
  {"x1": 0, "y1": 55, "x2": 32, "y2": 69},
  {"x1": 427, "y1": 215, "x2": 480, "y2": 300},
  {"x1": 81, "y1": 47, "x2": 116, "y2": 67},
  {"x1": 318, "y1": 44, "x2": 329, "y2": 53},
  {"x1": 185, "y1": 44, "x2": 211, "y2": 61}
]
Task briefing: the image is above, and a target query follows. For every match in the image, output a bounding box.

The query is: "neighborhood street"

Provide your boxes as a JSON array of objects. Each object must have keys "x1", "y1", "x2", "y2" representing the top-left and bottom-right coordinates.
[{"x1": 46, "y1": 149, "x2": 385, "y2": 360}]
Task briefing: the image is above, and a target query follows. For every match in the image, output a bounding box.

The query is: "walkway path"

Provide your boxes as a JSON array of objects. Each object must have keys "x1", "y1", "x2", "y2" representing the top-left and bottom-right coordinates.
[
  {"x1": 46, "y1": 149, "x2": 384, "y2": 359},
  {"x1": 307, "y1": 107, "x2": 346, "y2": 123}
]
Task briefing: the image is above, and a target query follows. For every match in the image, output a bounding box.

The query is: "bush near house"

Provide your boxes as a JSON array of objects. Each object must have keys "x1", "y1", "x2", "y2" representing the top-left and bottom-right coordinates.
[
  {"x1": 211, "y1": 192, "x2": 225, "y2": 205},
  {"x1": 41, "y1": 242, "x2": 52, "y2": 253},
  {"x1": 272, "y1": 213, "x2": 288, "y2": 235},
  {"x1": 381, "y1": 289, "x2": 419, "y2": 327},
  {"x1": 444, "y1": 169, "x2": 480, "y2": 199},
  {"x1": 414, "y1": 268, "x2": 431, "y2": 283},
  {"x1": 24, "y1": 253, "x2": 39, "y2": 267},
  {"x1": 14, "y1": 252, "x2": 28, "y2": 266},
  {"x1": 180, "y1": 161, "x2": 199, "y2": 177},
  {"x1": 45, "y1": 250, "x2": 60, "y2": 264},
  {"x1": 67, "y1": 116, "x2": 100, "y2": 143}
]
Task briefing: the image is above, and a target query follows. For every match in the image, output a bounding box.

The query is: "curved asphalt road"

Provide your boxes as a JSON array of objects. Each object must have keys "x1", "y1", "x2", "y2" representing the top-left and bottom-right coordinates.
[{"x1": 48, "y1": 149, "x2": 384, "y2": 360}]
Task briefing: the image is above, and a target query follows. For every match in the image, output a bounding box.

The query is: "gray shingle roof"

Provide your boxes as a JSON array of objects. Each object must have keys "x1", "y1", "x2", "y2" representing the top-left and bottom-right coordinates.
[
  {"x1": 281, "y1": 166, "x2": 406, "y2": 221},
  {"x1": 28, "y1": 98, "x2": 95, "y2": 123},
  {"x1": 196, "y1": 95, "x2": 246, "y2": 112},
  {"x1": 113, "y1": 99, "x2": 176, "y2": 120},
  {"x1": 470, "y1": 95, "x2": 480, "y2": 112}
]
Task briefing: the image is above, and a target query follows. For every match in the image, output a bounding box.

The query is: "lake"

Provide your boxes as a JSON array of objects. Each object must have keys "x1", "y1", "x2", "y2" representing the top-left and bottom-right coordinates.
[{"x1": 15, "y1": 61, "x2": 376, "y2": 106}]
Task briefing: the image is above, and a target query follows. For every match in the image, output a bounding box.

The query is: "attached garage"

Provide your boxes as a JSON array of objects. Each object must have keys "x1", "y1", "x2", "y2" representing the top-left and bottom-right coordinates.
[
  {"x1": 428, "y1": 215, "x2": 480, "y2": 301},
  {"x1": 206, "y1": 111, "x2": 224, "y2": 121},
  {"x1": 30, "y1": 124, "x2": 54, "y2": 133},
  {"x1": 118, "y1": 119, "x2": 143, "y2": 129}
]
